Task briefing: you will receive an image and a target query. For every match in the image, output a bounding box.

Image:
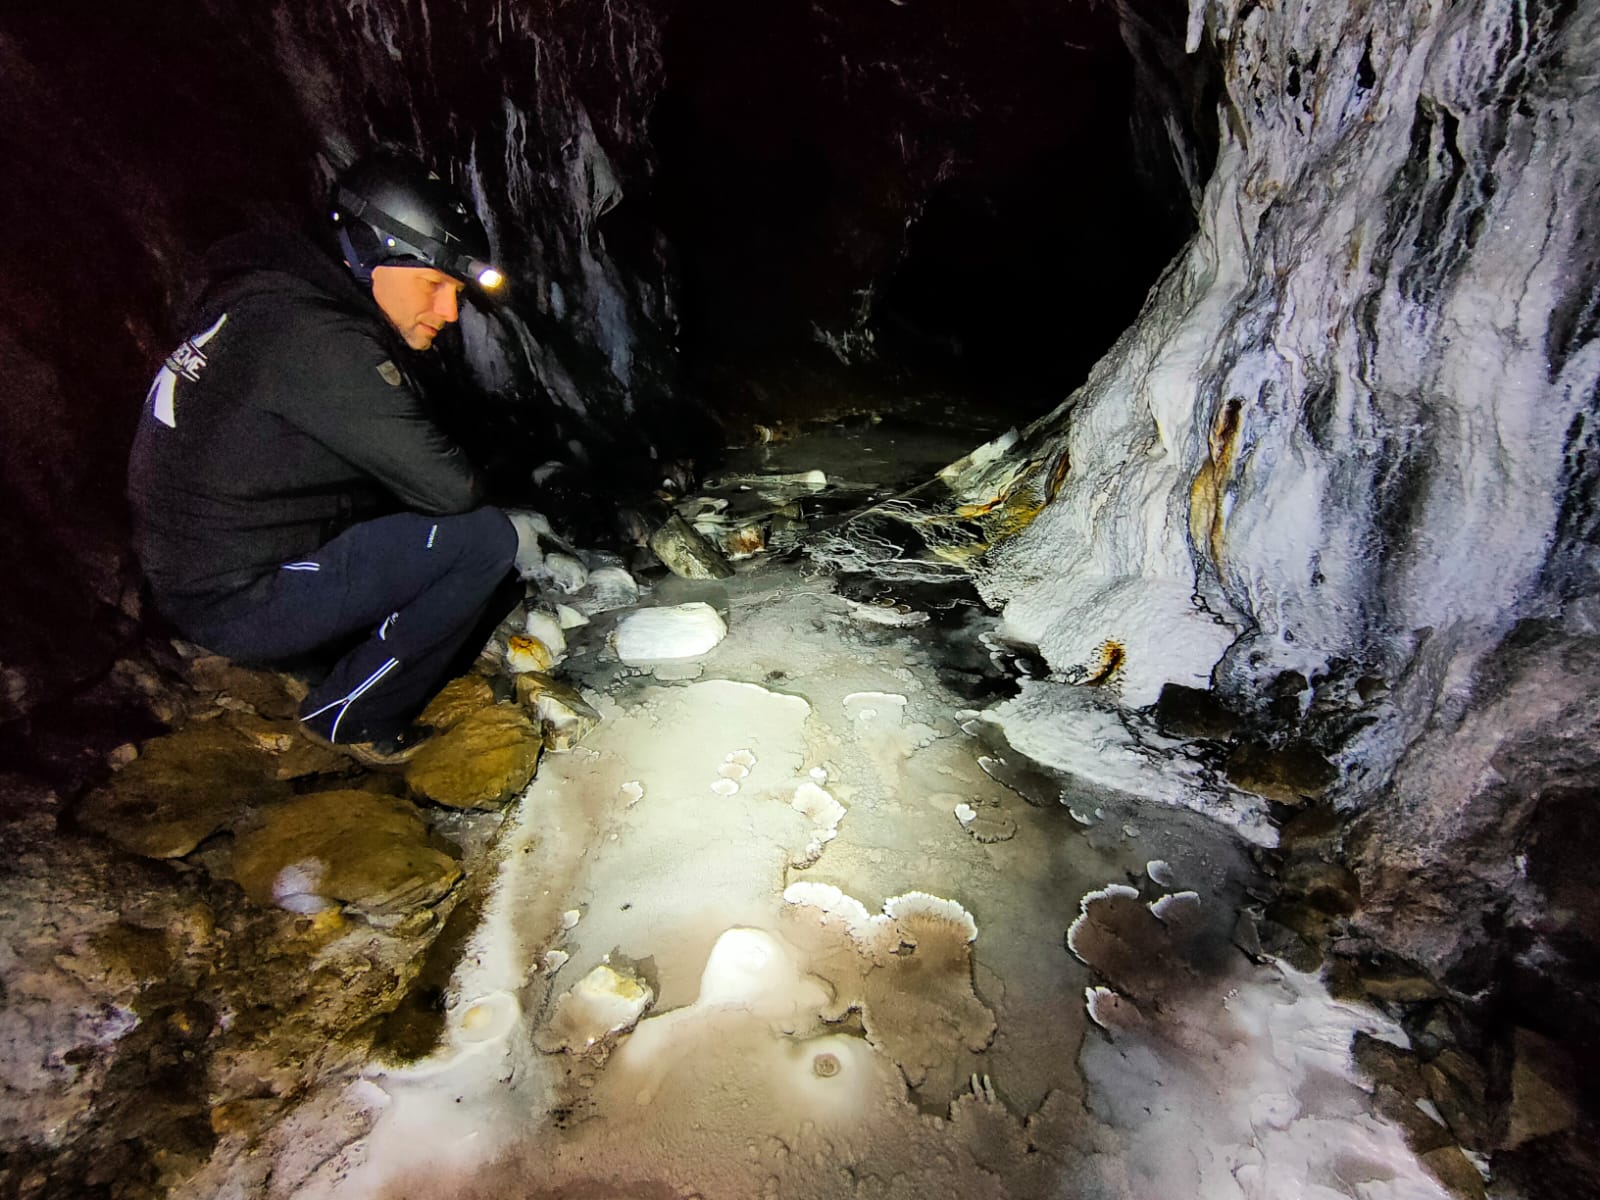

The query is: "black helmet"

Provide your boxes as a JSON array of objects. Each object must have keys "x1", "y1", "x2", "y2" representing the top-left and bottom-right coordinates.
[{"x1": 330, "y1": 152, "x2": 505, "y2": 291}]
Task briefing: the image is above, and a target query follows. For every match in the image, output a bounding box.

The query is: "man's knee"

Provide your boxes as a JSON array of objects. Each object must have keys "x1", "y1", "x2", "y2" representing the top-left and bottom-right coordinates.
[{"x1": 460, "y1": 505, "x2": 518, "y2": 573}]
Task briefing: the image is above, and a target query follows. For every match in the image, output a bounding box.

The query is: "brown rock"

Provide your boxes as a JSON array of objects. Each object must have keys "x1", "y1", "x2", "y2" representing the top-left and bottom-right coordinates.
[
  {"x1": 184, "y1": 656, "x2": 306, "y2": 719},
  {"x1": 1355, "y1": 675, "x2": 1390, "y2": 702},
  {"x1": 405, "y1": 704, "x2": 541, "y2": 809},
  {"x1": 106, "y1": 743, "x2": 140, "y2": 770},
  {"x1": 1419, "y1": 1146, "x2": 1487, "y2": 1200},
  {"x1": 229, "y1": 790, "x2": 461, "y2": 920},
  {"x1": 1231, "y1": 912, "x2": 1263, "y2": 958},
  {"x1": 1353, "y1": 1031, "x2": 1426, "y2": 1096},
  {"x1": 1254, "y1": 919, "x2": 1325, "y2": 972},
  {"x1": 76, "y1": 724, "x2": 292, "y2": 858},
  {"x1": 1281, "y1": 860, "x2": 1361, "y2": 915},
  {"x1": 1225, "y1": 740, "x2": 1338, "y2": 803},
  {"x1": 1277, "y1": 801, "x2": 1342, "y2": 842},
  {"x1": 1505, "y1": 1027, "x2": 1579, "y2": 1148},
  {"x1": 223, "y1": 711, "x2": 351, "y2": 781},
  {"x1": 1361, "y1": 971, "x2": 1443, "y2": 1005},
  {"x1": 649, "y1": 512, "x2": 734, "y2": 579},
  {"x1": 209, "y1": 1098, "x2": 281, "y2": 1139},
  {"x1": 52, "y1": 921, "x2": 175, "y2": 997},
  {"x1": 107, "y1": 656, "x2": 185, "y2": 718},
  {"x1": 1153, "y1": 683, "x2": 1240, "y2": 738},
  {"x1": 1265, "y1": 899, "x2": 1336, "y2": 940},
  {"x1": 1423, "y1": 1048, "x2": 1492, "y2": 1148},
  {"x1": 514, "y1": 672, "x2": 602, "y2": 751},
  {"x1": 1353, "y1": 1033, "x2": 1454, "y2": 1154},
  {"x1": 418, "y1": 675, "x2": 496, "y2": 732},
  {"x1": 90, "y1": 922, "x2": 173, "y2": 984},
  {"x1": 506, "y1": 635, "x2": 556, "y2": 673},
  {"x1": 714, "y1": 522, "x2": 767, "y2": 558}
]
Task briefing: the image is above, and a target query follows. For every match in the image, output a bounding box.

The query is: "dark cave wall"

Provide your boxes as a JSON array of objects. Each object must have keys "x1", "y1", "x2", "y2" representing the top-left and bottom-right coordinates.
[
  {"x1": 253, "y1": 0, "x2": 697, "y2": 465},
  {"x1": 0, "y1": 10, "x2": 321, "y2": 723},
  {"x1": 655, "y1": 0, "x2": 1201, "y2": 405}
]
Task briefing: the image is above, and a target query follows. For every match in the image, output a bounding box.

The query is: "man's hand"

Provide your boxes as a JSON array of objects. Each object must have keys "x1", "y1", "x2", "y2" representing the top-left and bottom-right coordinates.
[{"x1": 505, "y1": 508, "x2": 554, "y2": 580}]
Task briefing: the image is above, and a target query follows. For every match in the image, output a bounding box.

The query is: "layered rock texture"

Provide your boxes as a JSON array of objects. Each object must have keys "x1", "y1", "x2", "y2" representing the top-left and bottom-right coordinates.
[
  {"x1": 964, "y1": 0, "x2": 1600, "y2": 1164},
  {"x1": 986, "y1": 0, "x2": 1600, "y2": 710}
]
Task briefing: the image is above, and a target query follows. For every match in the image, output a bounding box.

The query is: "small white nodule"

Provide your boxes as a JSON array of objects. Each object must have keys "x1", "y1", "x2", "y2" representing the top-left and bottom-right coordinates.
[{"x1": 454, "y1": 991, "x2": 520, "y2": 1046}]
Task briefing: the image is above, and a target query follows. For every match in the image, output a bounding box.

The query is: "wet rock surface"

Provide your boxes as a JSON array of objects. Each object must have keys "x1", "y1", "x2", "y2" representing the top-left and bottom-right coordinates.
[
  {"x1": 1152, "y1": 683, "x2": 1240, "y2": 740},
  {"x1": 404, "y1": 703, "x2": 542, "y2": 810},
  {"x1": 75, "y1": 723, "x2": 294, "y2": 859},
  {"x1": 1222, "y1": 741, "x2": 1338, "y2": 805},
  {"x1": 513, "y1": 672, "x2": 602, "y2": 752},
  {"x1": 648, "y1": 512, "x2": 734, "y2": 580},
  {"x1": 0, "y1": 769, "x2": 485, "y2": 1200},
  {"x1": 416, "y1": 674, "x2": 496, "y2": 732},
  {"x1": 8, "y1": 405, "x2": 1589, "y2": 1200},
  {"x1": 228, "y1": 791, "x2": 462, "y2": 922},
  {"x1": 0, "y1": 642, "x2": 525, "y2": 1200}
]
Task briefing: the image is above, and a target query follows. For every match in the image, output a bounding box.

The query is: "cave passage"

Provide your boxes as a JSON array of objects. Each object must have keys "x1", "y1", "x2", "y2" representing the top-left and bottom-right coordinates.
[{"x1": 647, "y1": 0, "x2": 1196, "y2": 418}]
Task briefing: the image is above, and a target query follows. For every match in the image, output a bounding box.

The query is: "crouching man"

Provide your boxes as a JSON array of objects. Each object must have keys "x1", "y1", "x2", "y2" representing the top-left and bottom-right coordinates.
[{"x1": 129, "y1": 151, "x2": 539, "y2": 766}]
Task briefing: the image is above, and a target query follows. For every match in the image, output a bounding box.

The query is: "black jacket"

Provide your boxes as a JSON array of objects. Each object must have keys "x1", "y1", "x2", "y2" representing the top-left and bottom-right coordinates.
[{"x1": 128, "y1": 232, "x2": 483, "y2": 625}]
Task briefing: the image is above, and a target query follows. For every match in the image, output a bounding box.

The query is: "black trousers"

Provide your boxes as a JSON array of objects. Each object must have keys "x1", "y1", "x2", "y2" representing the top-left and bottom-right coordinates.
[{"x1": 189, "y1": 507, "x2": 518, "y2": 742}]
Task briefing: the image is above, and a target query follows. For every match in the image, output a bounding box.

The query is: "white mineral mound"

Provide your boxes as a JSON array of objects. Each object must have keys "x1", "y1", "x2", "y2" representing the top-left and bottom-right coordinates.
[{"x1": 614, "y1": 602, "x2": 727, "y2": 663}]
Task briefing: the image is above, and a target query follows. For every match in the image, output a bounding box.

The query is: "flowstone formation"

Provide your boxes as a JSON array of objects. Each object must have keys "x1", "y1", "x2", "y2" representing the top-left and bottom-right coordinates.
[{"x1": 977, "y1": 0, "x2": 1600, "y2": 712}]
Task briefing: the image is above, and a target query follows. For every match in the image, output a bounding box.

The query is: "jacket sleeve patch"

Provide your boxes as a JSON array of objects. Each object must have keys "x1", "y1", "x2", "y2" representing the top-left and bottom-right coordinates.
[
  {"x1": 149, "y1": 311, "x2": 229, "y2": 427},
  {"x1": 376, "y1": 360, "x2": 403, "y2": 387}
]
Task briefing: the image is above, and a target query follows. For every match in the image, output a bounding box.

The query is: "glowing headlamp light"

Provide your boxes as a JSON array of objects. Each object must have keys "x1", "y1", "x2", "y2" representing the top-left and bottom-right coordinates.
[{"x1": 469, "y1": 260, "x2": 505, "y2": 289}]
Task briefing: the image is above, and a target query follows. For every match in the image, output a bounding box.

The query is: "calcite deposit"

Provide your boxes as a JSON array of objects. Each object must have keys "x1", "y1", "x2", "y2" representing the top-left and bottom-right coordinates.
[
  {"x1": 613, "y1": 602, "x2": 728, "y2": 663},
  {"x1": 974, "y1": 0, "x2": 1600, "y2": 790}
]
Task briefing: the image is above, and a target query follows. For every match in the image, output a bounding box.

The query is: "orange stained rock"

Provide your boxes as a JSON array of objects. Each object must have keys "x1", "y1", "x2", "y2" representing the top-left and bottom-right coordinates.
[
  {"x1": 1046, "y1": 447, "x2": 1071, "y2": 503},
  {"x1": 1085, "y1": 640, "x2": 1126, "y2": 686},
  {"x1": 1189, "y1": 396, "x2": 1245, "y2": 565}
]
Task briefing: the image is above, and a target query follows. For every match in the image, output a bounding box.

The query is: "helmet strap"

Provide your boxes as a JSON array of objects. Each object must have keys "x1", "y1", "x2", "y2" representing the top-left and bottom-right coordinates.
[{"x1": 336, "y1": 226, "x2": 376, "y2": 284}]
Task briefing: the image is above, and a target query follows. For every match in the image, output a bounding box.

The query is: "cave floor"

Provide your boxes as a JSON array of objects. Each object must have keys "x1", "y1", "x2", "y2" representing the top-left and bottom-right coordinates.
[{"x1": 277, "y1": 415, "x2": 1462, "y2": 1200}]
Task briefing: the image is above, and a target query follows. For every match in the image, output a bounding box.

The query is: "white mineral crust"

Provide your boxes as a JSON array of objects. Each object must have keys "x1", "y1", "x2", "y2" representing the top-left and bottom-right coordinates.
[{"x1": 614, "y1": 602, "x2": 727, "y2": 663}]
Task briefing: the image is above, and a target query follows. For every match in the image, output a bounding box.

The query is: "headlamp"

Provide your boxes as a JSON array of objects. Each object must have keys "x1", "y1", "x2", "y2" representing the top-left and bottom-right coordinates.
[
  {"x1": 332, "y1": 183, "x2": 504, "y2": 292},
  {"x1": 470, "y1": 261, "x2": 505, "y2": 290}
]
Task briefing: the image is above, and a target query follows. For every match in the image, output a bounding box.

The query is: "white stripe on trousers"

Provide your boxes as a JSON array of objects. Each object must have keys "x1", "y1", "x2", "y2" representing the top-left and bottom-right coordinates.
[{"x1": 301, "y1": 656, "x2": 400, "y2": 742}]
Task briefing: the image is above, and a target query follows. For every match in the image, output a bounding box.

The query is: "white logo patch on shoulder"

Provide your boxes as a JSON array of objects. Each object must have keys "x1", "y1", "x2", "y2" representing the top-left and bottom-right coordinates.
[
  {"x1": 147, "y1": 311, "x2": 229, "y2": 428},
  {"x1": 377, "y1": 360, "x2": 403, "y2": 387}
]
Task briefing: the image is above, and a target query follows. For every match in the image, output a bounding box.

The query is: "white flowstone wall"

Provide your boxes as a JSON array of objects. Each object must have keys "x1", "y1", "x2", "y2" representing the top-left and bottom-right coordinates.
[{"x1": 980, "y1": 0, "x2": 1600, "y2": 750}]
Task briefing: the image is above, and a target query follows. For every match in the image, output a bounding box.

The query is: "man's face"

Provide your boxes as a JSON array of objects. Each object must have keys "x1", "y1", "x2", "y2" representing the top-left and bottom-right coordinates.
[{"x1": 371, "y1": 264, "x2": 465, "y2": 351}]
